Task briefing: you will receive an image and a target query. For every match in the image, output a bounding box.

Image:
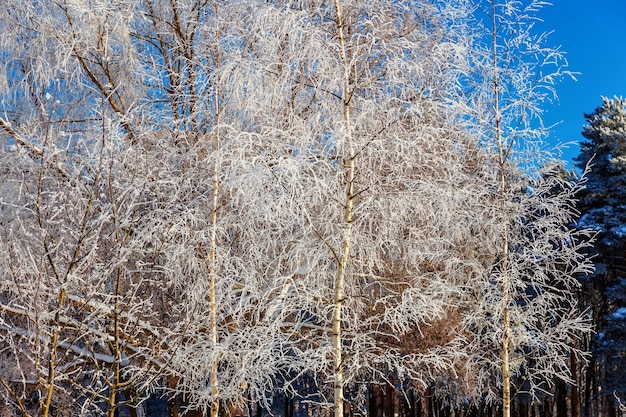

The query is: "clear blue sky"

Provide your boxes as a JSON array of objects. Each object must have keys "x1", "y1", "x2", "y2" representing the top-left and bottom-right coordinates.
[{"x1": 536, "y1": 0, "x2": 626, "y2": 168}]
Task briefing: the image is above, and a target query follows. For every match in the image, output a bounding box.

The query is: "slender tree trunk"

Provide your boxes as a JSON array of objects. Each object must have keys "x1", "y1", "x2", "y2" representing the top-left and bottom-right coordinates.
[
  {"x1": 330, "y1": 1, "x2": 355, "y2": 417},
  {"x1": 571, "y1": 347, "x2": 580, "y2": 417},
  {"x1": 41, "y1": 288, "x2": 65, "y2": 417},
  {"x1": 345, "y1": 400, "x2": 353, "y2": 417},
  {"x1": 404, "y1": 391, "x2": 417, "y2": 417},
  {"x1": 489, "y1": 2, "x2": 511, "y2": 416},
  {"x1": 427, "y1": 398, "x2": 433, "y2": 417},
  {"x1": 501, "y1": 298, "x2": 511, "y2": 417},
  {"x1": 208, "y1": 151, "x2": 220, "y2": 417},
  {"x1": 208, "y1": 7, "x2": 223, "y2": 415},
  {"x1": 107, "y1": 269, "x2": 123, "y2": 417},
  {"x1": 414, "y1": 394, "x2": 422, "y2": 417},
  {"x1": 39, "y1": 187, "x2": 96, "y2": 416},
  {"x1": 584, "y1": 357, "x2": 595, "y2": 417}
]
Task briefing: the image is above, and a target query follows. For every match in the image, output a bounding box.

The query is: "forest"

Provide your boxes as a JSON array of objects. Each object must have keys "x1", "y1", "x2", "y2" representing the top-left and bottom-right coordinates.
[{"x1": 0, "y1": 0, "x2": 624, "y2": 416}]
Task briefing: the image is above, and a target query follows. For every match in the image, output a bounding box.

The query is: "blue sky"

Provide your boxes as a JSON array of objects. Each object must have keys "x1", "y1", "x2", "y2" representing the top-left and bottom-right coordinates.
[{"x1": 536, "y1": 0, "x2": 626, "y2": 168}]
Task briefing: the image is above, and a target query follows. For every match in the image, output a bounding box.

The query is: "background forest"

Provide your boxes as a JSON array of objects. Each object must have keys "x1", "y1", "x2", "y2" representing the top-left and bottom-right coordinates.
[{"x1": 0, "y1": 0, "x2": 623, "y2": 417}]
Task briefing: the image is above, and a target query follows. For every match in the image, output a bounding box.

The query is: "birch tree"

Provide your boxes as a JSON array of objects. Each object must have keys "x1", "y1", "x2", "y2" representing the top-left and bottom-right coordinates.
[
  {"x1": 219, "y1": 0, "x2": 498, "y2": 414},
  {"x1": 459, "y1": 1, "x2": 595, "y2": 415}
]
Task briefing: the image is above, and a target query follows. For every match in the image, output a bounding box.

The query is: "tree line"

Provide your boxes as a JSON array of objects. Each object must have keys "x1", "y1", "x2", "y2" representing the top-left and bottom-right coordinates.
[{"x1": 0, "y1": 0, "x2": 610, "y2": 416}]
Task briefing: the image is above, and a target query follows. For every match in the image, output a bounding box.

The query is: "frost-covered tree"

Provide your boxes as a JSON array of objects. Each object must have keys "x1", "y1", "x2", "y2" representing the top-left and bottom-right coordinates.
[
  {"x1": 222, "y1": 0, "x2": 488, "y2": 414},
  {"x1": 459, "y1": 2, "x2": 594, "y2": 416}
]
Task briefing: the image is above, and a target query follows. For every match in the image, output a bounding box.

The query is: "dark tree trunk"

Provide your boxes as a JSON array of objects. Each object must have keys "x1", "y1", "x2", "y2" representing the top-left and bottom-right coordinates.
[
  {"x1": 284, "y1": 394, "x2": 294, "y2": 417},
  {"x1": 515, "y1": 401, "x2": 528, "y2": 417},
  {"x1": 571, "y1": 347, "x2": 580, "y2": 417},
  {"x1": 583, "y1": 357, "x2": 595, "y2": 417},
  {"x1": 385, "y1": 385, "x2": 394, "y2": 417},
  {"x1": 556, "y1": 379, "x2": 567, "y2": 417},
  {"x1": 371, "y1": 385, "x2": 384, "y2": 417}
]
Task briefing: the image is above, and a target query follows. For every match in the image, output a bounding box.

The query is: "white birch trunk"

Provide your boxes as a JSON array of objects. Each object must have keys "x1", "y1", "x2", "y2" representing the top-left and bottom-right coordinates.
[
  {"x1": 490, "y1": 2, "x2": 511, "y2": 415},
  {"x1": 331, "y1": 1, "x2": 354, "y2": 415}
]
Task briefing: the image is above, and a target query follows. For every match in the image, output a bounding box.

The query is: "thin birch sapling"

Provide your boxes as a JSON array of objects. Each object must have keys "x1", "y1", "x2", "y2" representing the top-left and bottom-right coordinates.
[{"x1": 460, "y1": 1, "x2": 594, "y2": 415}]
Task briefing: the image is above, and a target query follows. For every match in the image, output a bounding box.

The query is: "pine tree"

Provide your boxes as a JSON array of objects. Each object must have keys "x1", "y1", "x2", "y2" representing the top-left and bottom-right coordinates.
[
  {"x1": 575, "y1": 96, "x2": 626, "y2": 413},
  {"x1": 576, "y1": 96, "x2": 626, "y2": 250}
]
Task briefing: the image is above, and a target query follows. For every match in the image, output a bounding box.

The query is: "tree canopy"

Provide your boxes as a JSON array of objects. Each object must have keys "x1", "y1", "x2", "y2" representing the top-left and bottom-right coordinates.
[{"x1": 0, "y1": 1, "x2": 594, "y2": 417}]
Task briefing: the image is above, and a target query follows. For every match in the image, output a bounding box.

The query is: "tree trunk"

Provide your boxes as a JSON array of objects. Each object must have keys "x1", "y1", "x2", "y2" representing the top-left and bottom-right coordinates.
[
  {"x1": 583, "y1": 357, "x2": 595, "y2": 417},
  {"x1": 385, "y1": 385, "x2": 395, "y2": 417},
  {"x1": 330, "y1": 1, "x2": 355, "y2": 417},
  {"x1": 285, "y1": 394, "x2": 294, "y2": 417},
  {"x1": 371, "y1": 385, "x2": 384, "y2": 417},
  {"x1": 571, "y1": 347, "x2": 580, "y2": 417},
  {"x1": 490, "y1": 0, "x2": 511, "y2": 414},
  {"x1": 556, "y1": 379, "x2": 567, "y2": 417}
]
